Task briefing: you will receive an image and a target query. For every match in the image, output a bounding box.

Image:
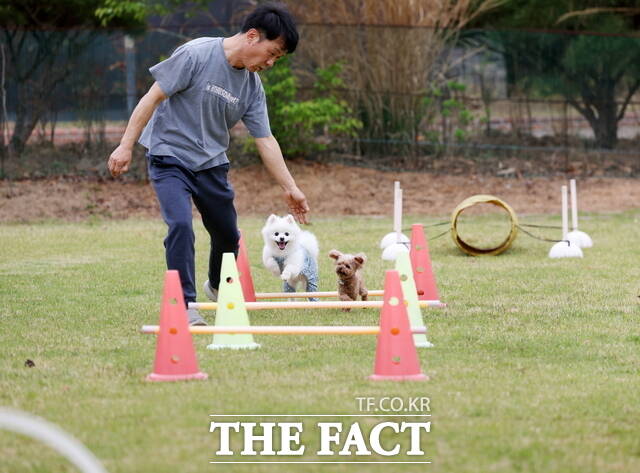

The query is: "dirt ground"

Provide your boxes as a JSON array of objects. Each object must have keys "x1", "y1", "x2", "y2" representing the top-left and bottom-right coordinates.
[{"x1": 0, "y1": 161, "x2": 639, "y2": 223}]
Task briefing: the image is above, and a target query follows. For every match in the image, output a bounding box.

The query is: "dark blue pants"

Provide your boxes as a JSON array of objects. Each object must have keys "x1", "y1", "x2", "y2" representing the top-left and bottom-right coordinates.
[{"x1": 147, "y1": 154, "x2": 239, "y2": 304}]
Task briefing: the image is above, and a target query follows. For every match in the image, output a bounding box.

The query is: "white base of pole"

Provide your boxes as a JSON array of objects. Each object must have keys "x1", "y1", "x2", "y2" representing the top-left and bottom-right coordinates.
[
  {"x1": 380, "y1": 232, "x2": 409, "y2": 249},
  {"x1": 567, "y1": 230, "x2": 593, "y2": 248},
  {"x1": 548, "y1": 241, "x2": 584, "y2": 258},
  {"x1": 381, "y1": 242, "x2": 410, "y2": 261}
]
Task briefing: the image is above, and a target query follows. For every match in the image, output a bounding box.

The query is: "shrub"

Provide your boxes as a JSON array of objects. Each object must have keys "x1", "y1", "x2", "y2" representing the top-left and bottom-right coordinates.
[{"x1": 260, "y1": 57, "x2": 361, "y2": 158}]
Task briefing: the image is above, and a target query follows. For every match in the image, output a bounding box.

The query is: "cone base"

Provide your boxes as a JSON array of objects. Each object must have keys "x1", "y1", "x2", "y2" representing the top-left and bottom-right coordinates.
[
  {"x1": 146, "y1": 372, "x2": 208, "y2": 382},
  {"x1": 414, "y1": 340, "x2": 434, "y2": 348},
  {"x1": 206, "y1": 342, "x2": 261, "y2": 351},
  {"x1": 369, "y1": 373, "x2": 429, "y2": 381}
]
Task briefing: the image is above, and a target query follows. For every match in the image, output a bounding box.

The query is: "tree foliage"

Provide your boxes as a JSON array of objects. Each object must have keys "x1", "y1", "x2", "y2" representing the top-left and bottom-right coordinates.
[
  {"x1": 0, "y1": 0, "x2": 208, "y2": 29},
  {"x1": 0, "y1": 1, "x2": 145, "y2": 160},
  {"x1": 470, "y1": 0, "x2": 640, "y2": 149},
  {"x1": 0, "y1": 0, "x2": 208, "y2": 161}
]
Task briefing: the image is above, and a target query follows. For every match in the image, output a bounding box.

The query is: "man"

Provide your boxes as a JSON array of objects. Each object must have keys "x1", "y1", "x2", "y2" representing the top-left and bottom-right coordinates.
[{"x1": 107, "y1": 3, "x2": 309, "y2": 325}]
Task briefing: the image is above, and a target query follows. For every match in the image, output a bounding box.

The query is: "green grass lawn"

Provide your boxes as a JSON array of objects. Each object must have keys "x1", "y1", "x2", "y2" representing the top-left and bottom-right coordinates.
[{"x1": 1, "y1": 212, "x2": 639, "y2": 473}]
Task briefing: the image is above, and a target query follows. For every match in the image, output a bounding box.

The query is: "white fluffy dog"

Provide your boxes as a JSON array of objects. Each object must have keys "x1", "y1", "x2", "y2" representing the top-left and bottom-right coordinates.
[{"x1": 261, "y1": 214, "x2": 319, "y2": 298}]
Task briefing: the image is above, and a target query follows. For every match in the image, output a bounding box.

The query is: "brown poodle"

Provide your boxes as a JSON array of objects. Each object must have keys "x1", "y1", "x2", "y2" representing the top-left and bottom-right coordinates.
[{"x1": 328, "y1": 250, "x2": 368, "y2": 311}]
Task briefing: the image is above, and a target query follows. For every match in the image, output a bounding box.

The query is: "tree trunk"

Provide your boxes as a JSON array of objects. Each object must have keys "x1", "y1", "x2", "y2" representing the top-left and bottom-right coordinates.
[
  {"x1": 10, "y1": 115, "x2": 39, "y2": 157},
  {"x1": 4, "y1": 29, "x2": 96, "y2": 158},
  {"x1": 10, "y1": 86, "x2": 42, "y2": 157},
  {"x1": 584, "y1": 79, "x2": 618, "y2": 149}
]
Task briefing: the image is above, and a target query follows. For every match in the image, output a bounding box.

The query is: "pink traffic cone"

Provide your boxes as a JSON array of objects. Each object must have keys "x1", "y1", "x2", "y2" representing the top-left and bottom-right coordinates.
[
  {"x1": 237, "y1": 231, "x2": 257, "y2": 303},
  {"x1": 410, "y1": 224, "x2": 440, "y2": 302},
  {"x1": 369, "y1": 270, "x2": 428, "y2": 381},
  {"x1": 147, "y1": 270, "x2": 207, "y2": 382}
]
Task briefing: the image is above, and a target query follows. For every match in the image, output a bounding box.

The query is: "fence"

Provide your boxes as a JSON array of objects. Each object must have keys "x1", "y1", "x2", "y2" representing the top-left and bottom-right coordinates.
[{"x1": 1, "y1": 24, "x2": 638, "y2": 178}]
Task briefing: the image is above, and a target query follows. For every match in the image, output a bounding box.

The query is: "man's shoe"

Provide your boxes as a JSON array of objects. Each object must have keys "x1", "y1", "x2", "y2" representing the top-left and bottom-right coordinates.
[
  {"x1": 203, "y1": 280, "x2": 218, "y2": 302},
  {"x1": 187, "y1": 308, "x2": 207, "y2": 326}
]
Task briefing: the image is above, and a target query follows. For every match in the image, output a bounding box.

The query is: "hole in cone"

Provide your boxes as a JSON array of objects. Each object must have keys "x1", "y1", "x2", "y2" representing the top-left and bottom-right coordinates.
[
  {"x1": 400, "y1": 274, "x2": 408, "y2": 281},
  {"x1": 392, "y1": 356, "x2": 401, "y2": 364},
  {"x1": 416, "y1": 245, "x2": 423, "y2": 250},
  {"x1": 169, "y1": 298, "x2": 177, "y2": 305},
  {"x1": 226, "y1": 277, "x2": 234, "y2": 284},
  {"x1": 227, "y1": 302, "x2": 235, "y2": 309},
  {"x1": 416, "y1": 266, "x2": 425, "y2": 273},
  {"x1": 390, "y1": 327, "x2": 400, "y2": 335},
  {"x1": 404, "y1": 300, "x2": 409, "y2": 306},
  {"x1": 417, "y1": 289, "x2": 424, "y2": 296},
  {"x1": 170, "y1": 355, "x2": 180, "y2": 364},
  {"x1": 169, "y1": 327, "x2": 178, "y2": 334},
  {"x1": 389, "y1": 297, "x2": 399, "y2": 306}
]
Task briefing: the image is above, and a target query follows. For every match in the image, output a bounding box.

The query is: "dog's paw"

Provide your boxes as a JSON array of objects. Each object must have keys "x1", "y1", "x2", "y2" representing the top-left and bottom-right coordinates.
[
  {"x1": 281, "y1": 270, "x2": 293, "y2": 281},
  {"x1": 265, "y1": 261, "x2": 281, "y2": 276}
]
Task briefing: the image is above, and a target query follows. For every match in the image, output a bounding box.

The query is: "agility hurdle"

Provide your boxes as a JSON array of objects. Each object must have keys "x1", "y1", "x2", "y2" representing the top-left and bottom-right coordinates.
[
  {"x1": 203, "y1": 251, "x2": 436, "y2": 349},
  {"x1": 236, "y1": 229, "x2": 443, "y2": 305},
  {"x1": 189, "y1": 299, "x2": 444, "y2": 311},
  {"x1": 144, "y1": 269, "x2": 429, "y2": 382},
  {"x1": 141, "y1": 325, "x2": 428, "y2": 335}
]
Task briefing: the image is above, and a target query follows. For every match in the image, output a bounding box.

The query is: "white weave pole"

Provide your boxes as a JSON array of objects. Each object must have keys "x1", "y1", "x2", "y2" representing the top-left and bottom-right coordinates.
[
  {"x1": 567, "y1": 179, "x2": 593, "y2": 248},
  {"x1": 380, "y1": 181, "x2": 409, "y2": 251},
  {"x1": 0, "y1": 409, "x2": 107, "y2": 473},
  {"x1": 549, "y1": 185, "x2": 583, "y2": 258},
  {"x1": 382, "y1": 188, "x2": 411, "y2": 260}
]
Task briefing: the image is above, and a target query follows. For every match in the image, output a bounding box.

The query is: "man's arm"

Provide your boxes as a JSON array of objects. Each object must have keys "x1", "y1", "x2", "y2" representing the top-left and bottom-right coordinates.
[
  {"x1": 107, "y1": 82, "x2": 167, "y2": 177},
  {"x1": 255, "y1": 135, "x2": 310, "y2": 224}
]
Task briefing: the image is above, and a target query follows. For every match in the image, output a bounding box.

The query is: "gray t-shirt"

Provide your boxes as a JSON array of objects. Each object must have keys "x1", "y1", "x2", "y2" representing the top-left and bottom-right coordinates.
[{"x1": 139, "y1": 37, "x2": 271, "y2": 171}]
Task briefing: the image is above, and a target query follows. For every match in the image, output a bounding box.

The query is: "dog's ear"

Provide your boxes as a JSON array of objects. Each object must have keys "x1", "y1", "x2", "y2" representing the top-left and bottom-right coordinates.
[
  {"x1": 266, "y1": 214, "x2": 278, "y2": 224},
  {"x1": 285, "y1": 214, "x2": 296, "y2": 225},
  {"x1": 328, "y1": 249, "x2": 342, "y2": 260},
  {"x1": 354, "y1": 253, "x2": 367, "y2": 266}
]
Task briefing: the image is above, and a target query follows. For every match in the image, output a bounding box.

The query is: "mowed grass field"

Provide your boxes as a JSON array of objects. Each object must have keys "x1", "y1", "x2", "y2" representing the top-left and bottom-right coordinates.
[{"x1": 1, "y1": 212, "x2": 639, "y2": 473}]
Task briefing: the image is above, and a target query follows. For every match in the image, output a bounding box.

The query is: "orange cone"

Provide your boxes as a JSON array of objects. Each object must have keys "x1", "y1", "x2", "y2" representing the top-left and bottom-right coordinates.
[
  {"x1": 369, "y1": 270, "x2": 428, "y2": 381},
  {"x1": 147, "y1": 270, "x2": 207, "y2": 382},
  {"x1": 237, "y1": 231, "x2": 257, "y2": 303},
  {"x1": 409, "y1": 224, "x2": 440, "y2": 302}
]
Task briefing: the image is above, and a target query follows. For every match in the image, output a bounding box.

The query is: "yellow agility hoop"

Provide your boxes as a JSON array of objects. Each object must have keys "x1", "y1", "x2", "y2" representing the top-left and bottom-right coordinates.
[{"x1": 450, "y1": 195, "x2": 518, "y2": 256}]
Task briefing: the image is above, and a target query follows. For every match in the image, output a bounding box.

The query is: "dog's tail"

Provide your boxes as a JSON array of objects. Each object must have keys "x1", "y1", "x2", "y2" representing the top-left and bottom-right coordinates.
[{"x1": 300, "y1": 231, "x2": 319, "y2": 259}]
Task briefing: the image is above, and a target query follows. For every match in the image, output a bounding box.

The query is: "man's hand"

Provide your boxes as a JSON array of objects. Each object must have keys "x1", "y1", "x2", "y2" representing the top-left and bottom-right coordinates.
[
  {"x1": 253, "y1": 136, "x2": 311, "y2": 224},
  {"x1": 108, "y1": 145, "x2": 133, "y2": 177},
  {"x1": 285, "y1": 186, "x2": 310, "y2": 225}
]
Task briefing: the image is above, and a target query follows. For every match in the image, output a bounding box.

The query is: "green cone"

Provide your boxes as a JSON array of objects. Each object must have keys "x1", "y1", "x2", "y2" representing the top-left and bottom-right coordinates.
[
  {"x1": 395, "y1": 252, "x2": 434, "y2": 348},
  {"x1": 207, "y1": 252, "x2": 260, "y2": 350}
]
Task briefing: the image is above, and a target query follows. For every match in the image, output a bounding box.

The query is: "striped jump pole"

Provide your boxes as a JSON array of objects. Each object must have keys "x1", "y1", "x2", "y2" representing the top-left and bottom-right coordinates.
[
  {"x1": 254, "y1": 290, "x2": 385, "y2": 299},
  {"x1": 141, "y1": 325, "x2": 428, "y2": 335},
  {"x1": 189, "y1": 300, "x2": 445, "y2": 311}
]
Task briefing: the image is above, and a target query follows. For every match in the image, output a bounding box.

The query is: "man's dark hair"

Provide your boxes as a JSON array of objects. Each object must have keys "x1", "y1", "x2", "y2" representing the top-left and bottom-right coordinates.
[{"x1": 241, "y1": 2, "x2": 299, "y2": 53}]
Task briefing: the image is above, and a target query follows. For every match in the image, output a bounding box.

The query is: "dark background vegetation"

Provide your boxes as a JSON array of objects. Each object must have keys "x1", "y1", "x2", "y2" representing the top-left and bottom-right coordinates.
[{"x1": 1, "y1": 0, "x2": 639, "y2": 180}]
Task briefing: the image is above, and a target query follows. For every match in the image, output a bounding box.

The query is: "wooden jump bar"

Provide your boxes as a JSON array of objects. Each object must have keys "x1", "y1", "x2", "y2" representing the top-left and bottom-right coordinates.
[
  {"x1": 140, "y1": 325, "x2": 428, "y2": 335},
  {"x1": 188, "y1": 300, "x2": 445, "y2": 310}
]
